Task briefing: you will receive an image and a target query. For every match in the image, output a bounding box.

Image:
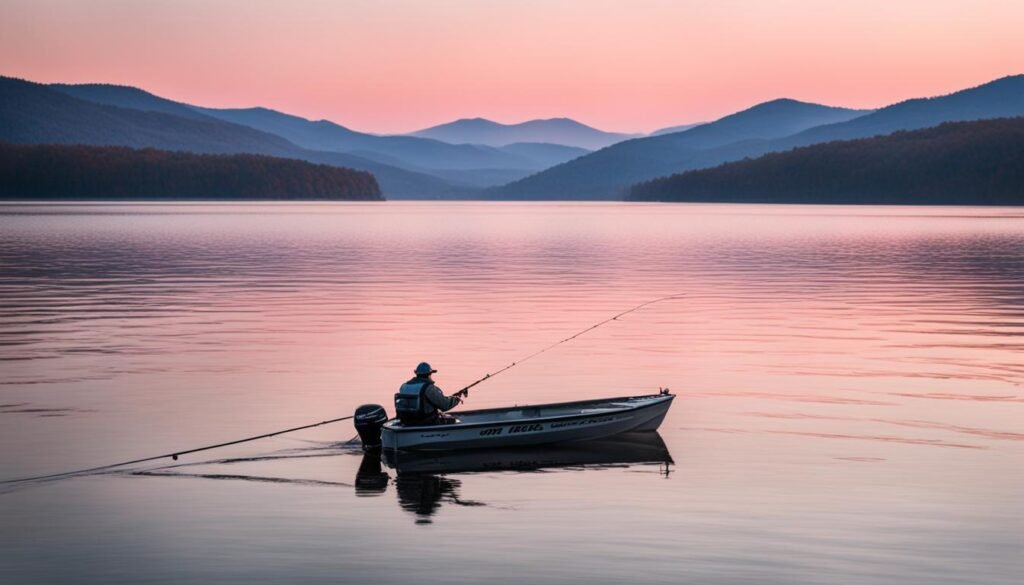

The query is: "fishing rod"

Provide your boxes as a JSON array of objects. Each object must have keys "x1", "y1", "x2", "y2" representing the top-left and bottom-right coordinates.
[
  {"x1": 452, "y1": 293, "x2": 685, "y2": 398},
  {"x1": 1, "y1": 293, "x2": 683, "y2": 486},
  {"x1": 0, "y1": 414, "x2": 355, "y2": 485}
]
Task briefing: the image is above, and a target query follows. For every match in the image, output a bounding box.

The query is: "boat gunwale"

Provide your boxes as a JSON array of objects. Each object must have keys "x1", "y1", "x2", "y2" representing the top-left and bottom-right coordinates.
[{"x1": 383, "y1": 393, "x2": 674, "y2": 433}]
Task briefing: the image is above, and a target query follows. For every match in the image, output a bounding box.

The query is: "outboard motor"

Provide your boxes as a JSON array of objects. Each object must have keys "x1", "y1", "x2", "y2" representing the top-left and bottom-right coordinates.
[{"x1": 353, "y1": 404, "x2": 388, "y2": 450}]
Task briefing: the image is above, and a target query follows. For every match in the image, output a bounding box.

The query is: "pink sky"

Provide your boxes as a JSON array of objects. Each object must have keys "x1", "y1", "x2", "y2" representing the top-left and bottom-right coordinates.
[{"x1": 2, "y1": 0, "x2": 1022, "y2": 134}]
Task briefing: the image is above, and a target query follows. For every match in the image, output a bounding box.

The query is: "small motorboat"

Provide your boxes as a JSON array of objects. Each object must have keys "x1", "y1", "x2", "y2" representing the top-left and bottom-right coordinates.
[{"x1": 362, "y1": 392, "x2": 674, "y2": 452}]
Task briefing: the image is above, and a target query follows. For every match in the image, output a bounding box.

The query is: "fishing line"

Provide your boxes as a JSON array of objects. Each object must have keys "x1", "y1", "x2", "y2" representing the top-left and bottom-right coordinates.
[{"x1": 1, "y1": 293, "x2": 683, "y2": 486}]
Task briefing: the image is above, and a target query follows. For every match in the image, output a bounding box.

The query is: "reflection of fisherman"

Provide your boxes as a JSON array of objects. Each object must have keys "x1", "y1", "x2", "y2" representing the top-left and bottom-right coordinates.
[
  {"x1": 394, "y1": 362, "x2": 464, "y2": 425},
  {"x1": 395, "y1": 474, "x2": 462, "y2": 524}
]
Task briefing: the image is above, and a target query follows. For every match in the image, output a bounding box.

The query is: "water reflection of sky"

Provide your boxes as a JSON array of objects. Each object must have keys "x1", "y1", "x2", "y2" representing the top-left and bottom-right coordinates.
[{"x1": 1, "y1": 203, "x2": 1022, "y2": 584}]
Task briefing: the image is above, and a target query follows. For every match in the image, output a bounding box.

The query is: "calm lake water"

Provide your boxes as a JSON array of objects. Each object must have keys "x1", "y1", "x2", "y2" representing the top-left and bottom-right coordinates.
[{"x1": 1, "y1": 202, "x2": 1022, "y2": 584}]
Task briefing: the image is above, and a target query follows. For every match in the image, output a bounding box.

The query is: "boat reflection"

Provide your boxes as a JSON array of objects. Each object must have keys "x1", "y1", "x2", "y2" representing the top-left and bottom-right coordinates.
[{"x1": 356, "y1": 432, "x2": 673, "y2": 524}]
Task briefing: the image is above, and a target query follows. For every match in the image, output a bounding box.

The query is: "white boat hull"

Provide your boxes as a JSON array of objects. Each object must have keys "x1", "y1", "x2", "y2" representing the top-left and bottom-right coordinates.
[{"x1": 380, "y1": 393, "x2": 674, "y2": 451}]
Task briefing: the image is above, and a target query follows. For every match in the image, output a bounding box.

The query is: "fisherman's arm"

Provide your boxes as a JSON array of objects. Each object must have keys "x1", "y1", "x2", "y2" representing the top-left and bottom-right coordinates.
[{"x1": 425, "y1": 385, "x2": 460, "y2": 411}]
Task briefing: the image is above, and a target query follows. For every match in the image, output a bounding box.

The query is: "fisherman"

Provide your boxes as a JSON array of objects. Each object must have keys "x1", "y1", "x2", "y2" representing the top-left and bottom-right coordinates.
[{"x1": 394, "y1": 362, "x2": 464, "y2": 425}]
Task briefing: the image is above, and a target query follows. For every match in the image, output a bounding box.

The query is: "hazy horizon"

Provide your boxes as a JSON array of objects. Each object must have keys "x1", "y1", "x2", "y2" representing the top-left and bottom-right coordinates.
[{"x1": 3, "y1": 0, "x2": 1022, "y2": 134}]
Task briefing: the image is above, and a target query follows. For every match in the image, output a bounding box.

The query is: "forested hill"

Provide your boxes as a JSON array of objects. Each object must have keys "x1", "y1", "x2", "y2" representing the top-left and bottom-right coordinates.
[
  {"x1": 0, "y1": 144, "x2": 383, "y2": 201},
  {"x1": 629, "y1": 118, "x2": 1024, "y2": 205}
]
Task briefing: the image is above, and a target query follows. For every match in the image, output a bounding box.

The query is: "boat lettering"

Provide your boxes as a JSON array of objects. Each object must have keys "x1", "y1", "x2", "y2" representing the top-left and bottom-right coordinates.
[
  {"x1": 550, "y1": 416, "x2": 613, "y2": 429},
  {"x1": 508, "y1": 424, "x2": 543, "y2": 434},
  {"x1": 479, "y1": 427, "x2": 503, "y2": 436}
]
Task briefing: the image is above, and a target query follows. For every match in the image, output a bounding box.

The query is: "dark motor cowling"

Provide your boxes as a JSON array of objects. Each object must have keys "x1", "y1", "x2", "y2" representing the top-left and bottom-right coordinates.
[{"x1": 353, "y1": 404, "x2": 388, "y2": 450}]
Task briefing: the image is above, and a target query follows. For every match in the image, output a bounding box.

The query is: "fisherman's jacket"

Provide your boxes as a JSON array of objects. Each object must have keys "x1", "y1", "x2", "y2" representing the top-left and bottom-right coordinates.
[{"x1": 395, "y1": 377, "x2": 458, "y2": 422}]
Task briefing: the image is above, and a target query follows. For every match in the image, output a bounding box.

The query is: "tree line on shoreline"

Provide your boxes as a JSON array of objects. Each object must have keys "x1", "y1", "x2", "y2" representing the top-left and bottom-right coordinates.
[
  {"x1": 0, "y1": 143, "x2": 383, "y2": 201},
  {"x1": 629, "y1": 118, "x2": 1024, "y2": 205}
]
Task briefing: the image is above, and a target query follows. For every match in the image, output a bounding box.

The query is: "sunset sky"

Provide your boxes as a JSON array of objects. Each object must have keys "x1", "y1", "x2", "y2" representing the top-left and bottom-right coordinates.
[{"x1": 2, "y1": 0, "x2": 1022, "y2": 133}]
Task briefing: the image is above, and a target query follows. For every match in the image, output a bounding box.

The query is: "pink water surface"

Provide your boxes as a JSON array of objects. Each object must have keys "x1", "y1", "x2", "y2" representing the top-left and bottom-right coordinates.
[{"x1": 1, "y1": 202, "x2": 1022, "y2": 584}]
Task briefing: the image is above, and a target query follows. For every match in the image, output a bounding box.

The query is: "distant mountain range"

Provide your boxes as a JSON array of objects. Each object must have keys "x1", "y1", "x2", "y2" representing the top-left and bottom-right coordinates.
[
  {"x1": 192, "y1": 107, "x2": 590, "y2": 173},
  {"x1": 407, "y1": 117, "x2": 638, "y2": 150},
  {"x1": 3, "y1": 73, "x2": 1023, "y2": 202},
  {"x1": 629, "y1": 117, "x2": 1024, "y2": 205},
  {"x1": 488, "y1": 75, "x2": 1024, "y2": 200},
  {"x1": 488, "y1": 99, "x2": 872, "y2": 199},
  {"x1": 45, "y1": 83, "x2": 592, "y2": 192},
  {"x1": 1, "y1": 77, "x2": 469, "y2": 198}
]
